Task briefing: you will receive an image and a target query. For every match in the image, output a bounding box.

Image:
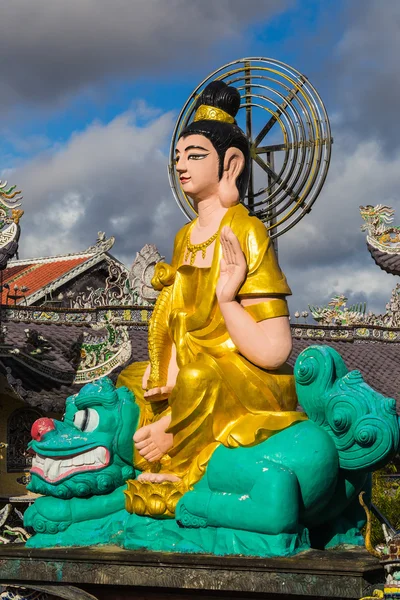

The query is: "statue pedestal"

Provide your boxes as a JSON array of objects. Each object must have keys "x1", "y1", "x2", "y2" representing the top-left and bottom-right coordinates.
[{"x1": 0, "y1": 545, "x2": 383, "y2": 599}]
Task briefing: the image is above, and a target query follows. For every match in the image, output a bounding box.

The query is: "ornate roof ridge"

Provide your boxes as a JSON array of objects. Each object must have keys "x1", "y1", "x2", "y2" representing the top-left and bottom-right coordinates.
[
  {"x1": 8, "y1": 252, "x2": 95, "y2": 267},
  {"x1": 360, "y1": 205, "x2": 400, "y2": 276},
  {"x1": 8, "y1": 232, "x2": 116, "y2": 267}
]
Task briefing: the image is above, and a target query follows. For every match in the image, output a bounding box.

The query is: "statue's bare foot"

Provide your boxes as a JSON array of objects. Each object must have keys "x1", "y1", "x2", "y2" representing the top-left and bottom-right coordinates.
[
  {"x1": 137, "y1": 472, "x2": 181, "y2": 483},
  {"x1": 133, "y1": 414, "x2": 173, "y2": 462}
]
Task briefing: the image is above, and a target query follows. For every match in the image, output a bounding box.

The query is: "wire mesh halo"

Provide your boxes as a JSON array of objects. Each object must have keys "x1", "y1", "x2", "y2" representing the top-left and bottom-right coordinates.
[{"x1": 168, "y1": 57, "x2": 332, "y2": 239}]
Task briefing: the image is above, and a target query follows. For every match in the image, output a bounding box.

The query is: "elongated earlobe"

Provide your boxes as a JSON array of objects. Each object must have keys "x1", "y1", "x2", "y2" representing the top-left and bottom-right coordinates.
[{"x1": 219, "y1": 148, "x2": 245, "y2": 207}]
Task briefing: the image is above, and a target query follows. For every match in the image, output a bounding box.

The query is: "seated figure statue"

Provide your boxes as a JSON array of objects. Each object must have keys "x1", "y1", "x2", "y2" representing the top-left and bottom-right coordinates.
[
  {"x1": 23, "y1": 81, "x2": 399, "y2": 558},
  {"x1": 118, "y1": 81, "x2": 307, "y2": 515}
]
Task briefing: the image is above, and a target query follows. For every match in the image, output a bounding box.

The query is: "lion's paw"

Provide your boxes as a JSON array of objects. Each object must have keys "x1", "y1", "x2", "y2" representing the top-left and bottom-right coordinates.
[
  {"x1": 24, "y1": 498, "x2": 72, "y2": 534},
  {"x1": 176, "y1": 491, "x2": 212, "y2": 528},
  {"x1": 176, "y1": 505, "x2": 207, "y2": 528}
]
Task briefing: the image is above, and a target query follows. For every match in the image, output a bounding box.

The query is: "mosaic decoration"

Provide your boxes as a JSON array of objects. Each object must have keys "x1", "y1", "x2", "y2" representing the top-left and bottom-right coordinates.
[
  {"x1": 360, "y1": 493, "x2": 400, "y2": 600},
  {"x1": 84, "y1": 230, "x2": 115, "y2": 254},
  {"x1": 0, "y1": 503, "x2": 30, "y2": 544},
  {"x1": 292, "y1": 324, "x2": 400, "y2": 343},
  {"x1": 309, "y1": 294, "x2": 367, "y2": 325},
  {"x1": 383, "y1": 284, "x2": 400, "y2": 328},
  {"x1": 71, "y1": 243, "x2": 161, "y2": 309},
  {"x1": 309, "y1": 286, "x2": 400, "y2": 329},
  {"x1": 23, "y1": 329, "x2": 52, "y2": 359},
  {"x1": 73, "y1": 312, "x2": 132, "y2": 383},
  {"x1": 0, "y1": 180, "x2": 24, "y2": 270},
  {"x1": 72, "y1": 260, "x2": 133, "y2": 308},
  {"x1": 16, "y1": 474, "x2": 31, "y2": 486},
  {"x1": 4, "y1": 305, "x2": 153, "y2": 326},
  {"x1": 360, "y1": 205, "x2": 400, "y2": 253},
  {"x1": 129, "y1": 243, "x2": 163, "y2": 304},
  {"x1": 0, "y1": 587, "x2": 48, "y2": 600},
  {"x1": 0, "y1": 316, "x2": 131, "y2": 386},
  {"x1": 360, "y1": 204, "x2": 400, "y2": 278}
]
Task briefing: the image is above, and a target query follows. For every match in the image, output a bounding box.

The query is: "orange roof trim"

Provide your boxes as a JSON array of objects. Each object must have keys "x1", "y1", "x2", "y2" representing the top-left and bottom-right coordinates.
[{"x1": 1, "y1": 256, "x2": 89, "y2": 304}]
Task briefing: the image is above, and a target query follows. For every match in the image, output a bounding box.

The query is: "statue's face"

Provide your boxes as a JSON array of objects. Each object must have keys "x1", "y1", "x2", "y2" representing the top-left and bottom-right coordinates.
[{"x1": 175, "y1": 134, "x2": 220, "y2": 202}]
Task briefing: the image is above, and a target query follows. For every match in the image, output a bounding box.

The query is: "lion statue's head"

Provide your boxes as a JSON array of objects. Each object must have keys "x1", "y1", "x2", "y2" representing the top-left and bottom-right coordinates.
[{"x1": 27, "y1": 377, "x2": 138, "y2": 499}]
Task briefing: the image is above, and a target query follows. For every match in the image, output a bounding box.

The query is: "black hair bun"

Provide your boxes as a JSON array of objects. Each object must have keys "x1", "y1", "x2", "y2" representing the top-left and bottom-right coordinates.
[{"x1": 196, "y1": 81, "x2": 240, "y2": 119}]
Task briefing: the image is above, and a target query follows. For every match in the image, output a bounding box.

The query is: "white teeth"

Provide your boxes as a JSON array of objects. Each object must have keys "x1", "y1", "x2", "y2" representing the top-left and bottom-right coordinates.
[
  {"x1": 94, "y1": 447, "x2": 107, "y2": 465},
  {"x1": 85, "y1": 450, "x2": 94, "y2": 465},
  {"x1": 44, "y1": 458, "x2": 52, "y2": 477},
  {"x1": 48, "y1": 461, "x2": 60, "y2": 480},
  {"x1": 31, "y1": 447, "x2": 108, "y2": 481}
]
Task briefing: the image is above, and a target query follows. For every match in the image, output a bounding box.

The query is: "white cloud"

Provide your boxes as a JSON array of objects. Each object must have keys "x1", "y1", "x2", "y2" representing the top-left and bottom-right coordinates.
[{"x1": 13, "y1": 104, "x2": 186, "y2": 262}]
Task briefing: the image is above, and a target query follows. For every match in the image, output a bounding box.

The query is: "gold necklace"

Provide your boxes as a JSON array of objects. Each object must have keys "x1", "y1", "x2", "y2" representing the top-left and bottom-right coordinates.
[{"x1": 184, "y1": 229, "x2": 219, "y2": 266}]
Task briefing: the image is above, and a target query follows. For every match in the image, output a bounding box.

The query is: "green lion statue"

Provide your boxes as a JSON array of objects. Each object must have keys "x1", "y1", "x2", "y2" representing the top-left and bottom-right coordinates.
[{"x1": 24, "y1": 346, "x2": 399, "y2": 557}]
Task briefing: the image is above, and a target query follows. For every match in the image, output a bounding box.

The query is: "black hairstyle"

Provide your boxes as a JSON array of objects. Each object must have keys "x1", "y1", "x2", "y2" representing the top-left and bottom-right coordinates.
[{"x1": 179, "y1": 81, "x2": 250, "y2": 201}]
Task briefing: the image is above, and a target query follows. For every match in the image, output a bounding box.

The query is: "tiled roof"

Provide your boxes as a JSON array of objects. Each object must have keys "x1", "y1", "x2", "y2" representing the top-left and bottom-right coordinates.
[
  {"x1": 1, "y1": 322, "x2": 399, "y2": 415},
  {"x1": 0, "y1": 323, "x2": 149, "y2": 412},
  {"x1": 1, "y1": 256, "x2": 89, "y2": 304},
  {"x1": 367, "y1": 242, "x2": 400, "y2": 276}
]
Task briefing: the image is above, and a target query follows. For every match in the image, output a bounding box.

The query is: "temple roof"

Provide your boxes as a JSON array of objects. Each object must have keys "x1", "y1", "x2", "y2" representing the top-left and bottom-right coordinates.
[
  {"x1": 1, "y1": 218, "x2": 399, "y2": 416},
  {"x1": 291, "y1": 329, "x2": 400, "y2": 410},
  {"x1": 366, "y1": 241, "x2": 400, "y2": 276},
  {"x1": 0, "y1": 316, "x2": 149, "y2": 412},
  {"x1": 1, "y1": 232, "x2": 118, "y2": 305},
  {"x1": 1, "y1": 312, "x2": 399, "y2": 415},
  {"x1": 0, "y1": 322, "x2": 148, "y2": 412},
  {"x1": 1, "y1": 256, "x2": 90, "y2": 304}
]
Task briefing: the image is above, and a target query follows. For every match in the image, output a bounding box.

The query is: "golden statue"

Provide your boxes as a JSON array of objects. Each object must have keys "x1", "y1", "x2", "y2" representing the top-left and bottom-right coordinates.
[{"x1": 118, "y1": 81, "x2": 307, "y2": 517}]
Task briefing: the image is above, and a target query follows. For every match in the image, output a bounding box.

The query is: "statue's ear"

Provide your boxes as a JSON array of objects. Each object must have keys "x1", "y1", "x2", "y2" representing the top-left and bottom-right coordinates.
[{"x1": 219, "y1": 147, "x2": 245, "y2": 207}]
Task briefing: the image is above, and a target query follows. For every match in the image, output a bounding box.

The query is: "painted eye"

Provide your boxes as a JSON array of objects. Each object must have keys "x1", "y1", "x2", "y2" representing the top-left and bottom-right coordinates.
[
  {"x1": 188, "y1": 154, "x2": 207, "y2": 160},
  {"x1": 73, "y1": 408, "x2": 99, "y2": 432}
]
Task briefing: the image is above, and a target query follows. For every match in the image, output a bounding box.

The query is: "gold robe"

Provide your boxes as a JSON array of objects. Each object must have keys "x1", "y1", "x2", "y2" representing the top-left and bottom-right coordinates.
[{"x1": 118, "y1": 203, "x2": 306, "y2": 502}]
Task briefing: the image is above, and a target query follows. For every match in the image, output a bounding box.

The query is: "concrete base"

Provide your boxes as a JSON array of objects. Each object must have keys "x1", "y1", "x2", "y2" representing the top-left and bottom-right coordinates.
[{"x1": 0, "y1": 545, "x2": 384, "y2": 599}]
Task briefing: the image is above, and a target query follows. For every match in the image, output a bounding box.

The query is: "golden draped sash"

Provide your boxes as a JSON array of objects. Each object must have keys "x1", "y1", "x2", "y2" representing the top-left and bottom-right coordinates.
[{"x1": 118, "y1": 203, "x2": 307, "y2": 497}]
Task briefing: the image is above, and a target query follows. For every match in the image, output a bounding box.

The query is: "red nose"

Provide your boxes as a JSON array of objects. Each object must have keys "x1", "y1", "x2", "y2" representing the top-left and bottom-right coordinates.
[{"x1": 31, "y1": 417, "x2": 55, "y2": 442}]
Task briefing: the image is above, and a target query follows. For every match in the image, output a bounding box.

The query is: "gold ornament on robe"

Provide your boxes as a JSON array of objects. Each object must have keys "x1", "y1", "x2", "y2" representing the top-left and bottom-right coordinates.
[
  {"x1": 119, "y1": 203, "x2": 307, "y2": 517},
  {"x1": 184, "y1": 229, "x2": 219, "y2": 266}
]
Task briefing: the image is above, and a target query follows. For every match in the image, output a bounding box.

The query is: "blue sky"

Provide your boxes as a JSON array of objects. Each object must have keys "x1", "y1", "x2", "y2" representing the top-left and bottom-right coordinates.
[{"x1": 1, "y1": 0, "x2": 399, "y2": 314}]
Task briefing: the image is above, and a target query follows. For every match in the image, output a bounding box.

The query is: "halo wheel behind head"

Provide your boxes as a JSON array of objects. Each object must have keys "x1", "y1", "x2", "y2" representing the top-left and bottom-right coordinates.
[{"x1": 169, "y1": 57, "x2": 332, "y2": 239}]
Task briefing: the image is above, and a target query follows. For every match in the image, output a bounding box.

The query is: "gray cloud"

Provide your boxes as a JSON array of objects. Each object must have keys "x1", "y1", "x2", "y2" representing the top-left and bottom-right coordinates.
[
  {"x1": 331, "y1": 0, "x2": 400, "y2": 150},
  {"x1": 0, "y1": 0, "x2": 290, "y2": 111},
  {"x1": 280, "y1": 133, "x2": 400, "y2": 314},
  {"x1": 11, "y1": 105, "x2": 186, "y2": 266}
]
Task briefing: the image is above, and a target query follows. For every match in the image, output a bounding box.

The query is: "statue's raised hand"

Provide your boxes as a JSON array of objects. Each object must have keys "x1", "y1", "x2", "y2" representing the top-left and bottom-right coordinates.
[{"x1": 216, "y1": 226, "x2": 247, "y2": 304}]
